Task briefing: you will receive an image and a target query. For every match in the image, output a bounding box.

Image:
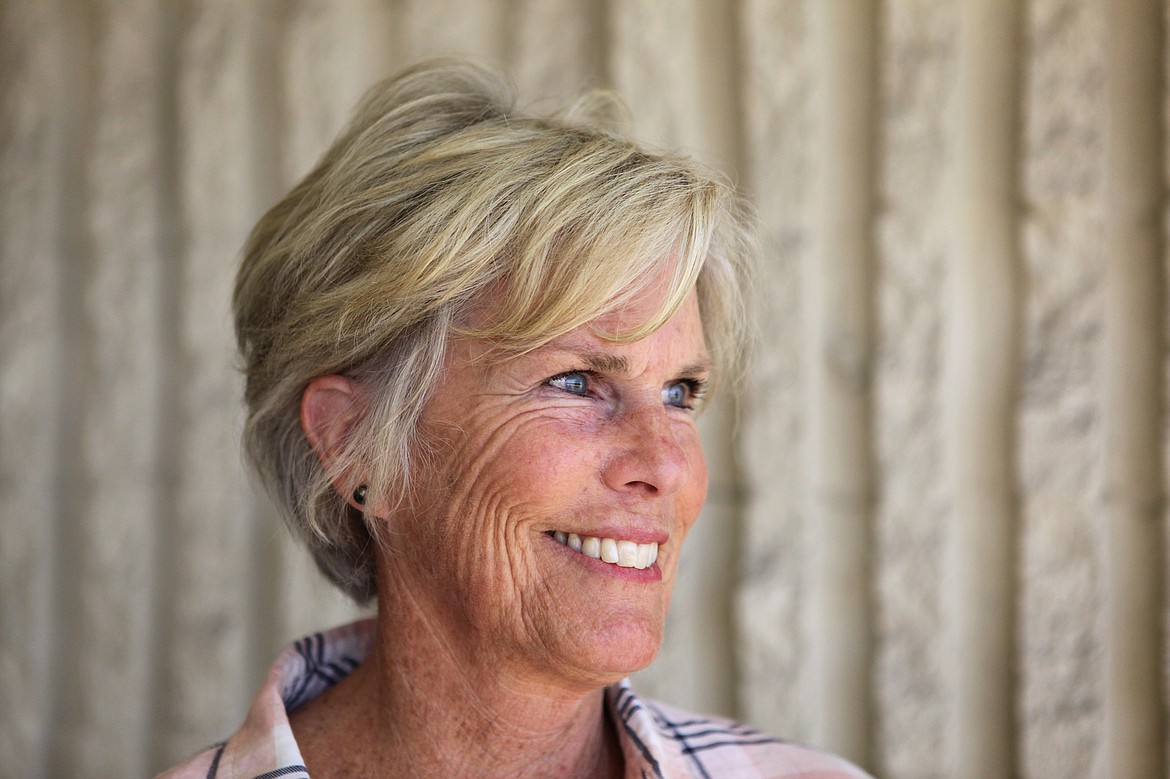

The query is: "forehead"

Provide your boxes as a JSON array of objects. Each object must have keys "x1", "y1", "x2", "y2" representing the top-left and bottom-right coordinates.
[{"x1": 546, "y1": 291, "x2": 709, "y2": 370}]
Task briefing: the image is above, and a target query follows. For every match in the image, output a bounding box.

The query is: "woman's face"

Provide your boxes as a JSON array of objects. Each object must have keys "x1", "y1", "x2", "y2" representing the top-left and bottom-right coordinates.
[{"x1": 382, "y1": 290, "x2": 709, "y2": 690}]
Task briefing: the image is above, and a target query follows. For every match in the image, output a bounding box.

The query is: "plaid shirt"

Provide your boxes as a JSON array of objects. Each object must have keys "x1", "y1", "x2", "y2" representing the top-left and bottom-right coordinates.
[{"x1": 158, "y1": 620, "x2": 871, "y2": 779}]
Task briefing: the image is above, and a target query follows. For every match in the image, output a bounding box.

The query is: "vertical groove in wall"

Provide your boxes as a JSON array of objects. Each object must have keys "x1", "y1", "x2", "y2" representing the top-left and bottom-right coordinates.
[
  {"x1": 591, "y1": 0, "x2": 612, "y2": 89},
  {"x1": 42, "y1": 2, "x2": 88, "y2": 775},
  {"x1": 147, "y1": 0, "x2": 183, "y2": 766},
  {"x1": 499, "y1": 0, "x2": 521, "y2": 75},
  {"x1": 243, "y1": 0, "x2": 287, "y2": 690},
  {"x1": 397, "y1": 0, "x2": 506, "y2": 65},
  {"x1": 46, "y1": 2, "x2": 97, "y2": 774},
  {"x1": 157, "y1": 1, "x2": 258, "y2": 762},
  {"x1": 512, "y1": 0, "x2": 601, "y2": 99},
  {"x1": 147, "y1": 0, "x2": 186, "y2": 763},
  {"x1": 710, "y1": 0, "x2": 748, "y2": 181},
  {"x1": 693, "y1": 0, "x2": 747, "y2": 177},
  {"x1": 58, "y1": 3, "x2": 168, "y2": 774},
  {"x1": 608, "y1": 0, "x2": 701, "y2": 149},
  {"x1": 586, "y1": 0, "x2": 609, "y2": 88},
  {"x1": 692, "y1": 0, "x2": 748, "y2": 721},
  {"x1": 155, "y1": 5, "x2": 184, "y2": 759},
  {"x1": 0, "y1": 3, "x2": 74, "y2": 776},
  {"x1": 945, "y1": 2, "x2": 1022, "y2": 777},
  {"x1": 1101, "y1": 2, "x2": 1167, "y2": 776},
  {"x1": 735, "y1": 0, "x2": 813, "y2": 741},
  {"x1": 806, "y1": 0, "x2": 877, "y2": 766}
]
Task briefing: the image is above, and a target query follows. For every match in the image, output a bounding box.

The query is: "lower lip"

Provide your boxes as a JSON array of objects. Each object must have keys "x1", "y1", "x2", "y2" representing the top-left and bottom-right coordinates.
[{"x1": 546, "y1": 534, "x2": 663, "y2": 582}]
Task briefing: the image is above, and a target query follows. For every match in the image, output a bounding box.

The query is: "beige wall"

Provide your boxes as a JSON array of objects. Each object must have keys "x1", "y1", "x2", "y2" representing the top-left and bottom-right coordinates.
[{"x1": 1, "y1": 1, "x2": 1167, "y2": 777}]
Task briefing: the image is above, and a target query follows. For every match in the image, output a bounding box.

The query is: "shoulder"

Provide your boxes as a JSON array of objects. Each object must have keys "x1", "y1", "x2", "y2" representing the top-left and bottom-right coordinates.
[
  {"x1": 612, "y1": 683, "x2": 873, "y2": 779},
  {"x1": 153, "y1": 620, "x2": 374, "y2": 779},
  {"x1": 153, "y1": 742, "x2": 223, "y2": 779}
]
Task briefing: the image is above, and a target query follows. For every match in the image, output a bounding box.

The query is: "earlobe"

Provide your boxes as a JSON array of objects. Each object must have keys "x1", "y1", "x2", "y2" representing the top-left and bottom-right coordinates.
[{"x1": 301, "y1": 375, "x2": 366, "y2": 507}]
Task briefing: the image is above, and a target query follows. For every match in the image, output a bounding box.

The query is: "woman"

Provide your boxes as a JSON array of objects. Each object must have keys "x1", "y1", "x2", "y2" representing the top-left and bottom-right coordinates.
[{"x1": 161, "y1": 60, "x2": 870, "y2": 779}]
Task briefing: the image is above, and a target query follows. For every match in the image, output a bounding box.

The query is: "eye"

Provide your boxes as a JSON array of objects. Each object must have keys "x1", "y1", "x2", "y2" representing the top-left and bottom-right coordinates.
[
  {"x1": 663, "y1": 378, "x2": 706, "y2": 410},
  {"x1": 547, "y1": 370, "x2": 593, "y2": 396}
]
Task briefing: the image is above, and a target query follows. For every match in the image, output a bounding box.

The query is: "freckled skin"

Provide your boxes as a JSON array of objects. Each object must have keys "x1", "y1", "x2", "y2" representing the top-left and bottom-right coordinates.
[
  {"x1": 292, "y1": 291, "x2": 710, "y2": 778},
  {"x1": 384, "y1": 292, "x2": 710, "y2": 691}
]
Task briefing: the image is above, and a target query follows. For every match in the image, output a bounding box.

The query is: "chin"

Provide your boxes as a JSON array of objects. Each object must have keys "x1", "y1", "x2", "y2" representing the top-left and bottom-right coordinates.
[
  {"x1": 605, "y1": 642, "x2": 661, "y2": 678},
  {"x1": 561, "y1": 614, "x2": 665, "y2": 685}
]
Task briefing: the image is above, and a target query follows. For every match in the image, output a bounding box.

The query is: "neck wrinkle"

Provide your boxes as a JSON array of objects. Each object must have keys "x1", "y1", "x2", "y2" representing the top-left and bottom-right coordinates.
[{"x1": 311, "y1": 552, "x2": 624, "y2": 779}]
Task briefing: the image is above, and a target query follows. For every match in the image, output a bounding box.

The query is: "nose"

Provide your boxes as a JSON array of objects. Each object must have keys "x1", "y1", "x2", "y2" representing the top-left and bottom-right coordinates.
[{"x1": 601, "y1": 402, "x2": 698, "y2": 497}]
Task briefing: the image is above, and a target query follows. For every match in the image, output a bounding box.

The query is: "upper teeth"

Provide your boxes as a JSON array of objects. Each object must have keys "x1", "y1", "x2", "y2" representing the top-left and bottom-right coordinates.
[{"x1": 551, "y1": 531, "x2": 659, "y2": 570}]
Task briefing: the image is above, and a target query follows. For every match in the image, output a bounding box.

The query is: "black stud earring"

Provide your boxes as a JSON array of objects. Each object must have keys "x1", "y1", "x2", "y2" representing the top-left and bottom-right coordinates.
[{"x1": 353, "y1": 484, "x2": 368, "y2": 505}]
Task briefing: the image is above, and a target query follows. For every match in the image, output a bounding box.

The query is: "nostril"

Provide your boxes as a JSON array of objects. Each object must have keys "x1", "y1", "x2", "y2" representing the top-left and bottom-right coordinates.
[{"x1": 623, "y1": 479, "x2": 660, "y2": 495}]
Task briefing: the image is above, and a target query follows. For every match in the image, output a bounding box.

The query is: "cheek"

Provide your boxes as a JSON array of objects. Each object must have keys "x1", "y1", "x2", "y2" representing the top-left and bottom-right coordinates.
[
  {"x1": 680, "y1": 434, "x2": 709, "y2": 528},
  {"x1": 415, "y1": 412, "x2": 599, "y2": 540},
  {"x1": 518, "y1": 424, "x2": 602, "y2": 486}
]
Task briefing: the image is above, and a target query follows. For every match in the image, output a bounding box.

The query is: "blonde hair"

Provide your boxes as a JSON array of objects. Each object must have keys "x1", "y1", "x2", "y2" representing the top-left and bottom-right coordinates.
[{"x1": 234, "y1": 59, "x2": 754, "y2": 603}]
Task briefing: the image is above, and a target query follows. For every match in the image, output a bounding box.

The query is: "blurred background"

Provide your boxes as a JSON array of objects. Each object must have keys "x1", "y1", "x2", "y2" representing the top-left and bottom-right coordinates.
[{"x1": 2, "y1": 1, "x2": 1167, "y2": 777}]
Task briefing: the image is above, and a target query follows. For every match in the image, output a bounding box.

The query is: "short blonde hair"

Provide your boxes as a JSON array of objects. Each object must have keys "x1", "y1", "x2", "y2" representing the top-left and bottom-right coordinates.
[{"x1": 234, "y1": 60, "x2": 754, "y2": 603}]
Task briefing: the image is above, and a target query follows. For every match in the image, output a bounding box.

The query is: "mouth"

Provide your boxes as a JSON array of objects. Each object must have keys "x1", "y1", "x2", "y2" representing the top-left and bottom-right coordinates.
[{"x1": 545, "y1": 530, "x2": 659, "y2": 570}]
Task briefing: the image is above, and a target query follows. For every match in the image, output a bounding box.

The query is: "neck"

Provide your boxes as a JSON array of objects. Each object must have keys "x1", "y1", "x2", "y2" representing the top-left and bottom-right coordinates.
[{"x1": 289, "y1": 568, "x2": 625, "y2": 779}]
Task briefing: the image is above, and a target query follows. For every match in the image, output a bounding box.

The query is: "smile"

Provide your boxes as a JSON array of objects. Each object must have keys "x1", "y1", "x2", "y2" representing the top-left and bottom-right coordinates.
[{"x1": 547, "y1": 531, "x2": 659, "y2": 570}]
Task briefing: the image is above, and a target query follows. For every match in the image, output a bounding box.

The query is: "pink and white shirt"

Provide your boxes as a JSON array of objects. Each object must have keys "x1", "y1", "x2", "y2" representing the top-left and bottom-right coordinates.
[{"x1": 158, "y1": 620, "x2": 872, "y2": 779}]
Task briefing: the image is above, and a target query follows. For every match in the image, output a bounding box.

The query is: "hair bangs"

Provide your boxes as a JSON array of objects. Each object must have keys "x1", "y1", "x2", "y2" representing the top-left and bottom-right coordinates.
[{"x1": 459, "y1": 153, "x2": 719, "y2": 358}]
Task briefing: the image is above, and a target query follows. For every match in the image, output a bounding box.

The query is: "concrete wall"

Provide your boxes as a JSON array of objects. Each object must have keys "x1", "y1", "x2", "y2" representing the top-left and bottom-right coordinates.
[{"x1": 1, "y1": 1, "x2": 1166, "y2": 777}]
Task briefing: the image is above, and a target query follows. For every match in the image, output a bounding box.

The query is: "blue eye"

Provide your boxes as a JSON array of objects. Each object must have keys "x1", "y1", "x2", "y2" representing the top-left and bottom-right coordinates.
[
  {"x1": 548, "y1": 371, "x2": 591, "y2": 396},
  {"x1": 663, "y1": 379, "x2": 705, "y2": 410},
  {"x1": 663, "y1": 383, "x2": 687, "y2": 406}
]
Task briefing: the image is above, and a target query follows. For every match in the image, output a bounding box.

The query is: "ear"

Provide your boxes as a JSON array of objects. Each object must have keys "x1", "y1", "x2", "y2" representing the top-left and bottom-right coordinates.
[{"x1": 301, "y1": 375, "x2": 366, "y2": 511}]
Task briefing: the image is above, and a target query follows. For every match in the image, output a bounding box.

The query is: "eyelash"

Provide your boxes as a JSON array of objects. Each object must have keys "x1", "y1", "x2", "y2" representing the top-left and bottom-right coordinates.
[
  {"x1": 545, "y1": 371, "x2": 707, "y2": 411},
  {"x1": 671, "y1": 378, "x2": 707, "y2": 411}
]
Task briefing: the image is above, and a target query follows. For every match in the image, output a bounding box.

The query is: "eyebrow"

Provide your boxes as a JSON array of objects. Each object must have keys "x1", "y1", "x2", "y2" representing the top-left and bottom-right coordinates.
[
  {"x1": 575, "y1": 351, "x2": 711, "y2": 378},
  {"x1": 677, "y1": 360, "x2": 712, "y2": 378},
  {"x1": 580, "y1": 352, "x2": 631, "y2": 375}
]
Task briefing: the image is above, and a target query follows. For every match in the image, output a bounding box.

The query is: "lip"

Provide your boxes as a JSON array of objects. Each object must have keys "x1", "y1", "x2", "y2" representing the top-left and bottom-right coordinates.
[{"x1": 543, "y1": 532, "x2": 664, "y2": 582}]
